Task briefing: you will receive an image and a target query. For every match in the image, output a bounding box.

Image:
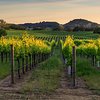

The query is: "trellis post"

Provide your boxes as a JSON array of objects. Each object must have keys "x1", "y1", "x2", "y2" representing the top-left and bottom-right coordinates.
[
  {"x1": 72, "y1": 46, "x2": 76, "y2": 87},
  {"x1": 11, "y1": 44, "x2": 14, "y2": 84}
]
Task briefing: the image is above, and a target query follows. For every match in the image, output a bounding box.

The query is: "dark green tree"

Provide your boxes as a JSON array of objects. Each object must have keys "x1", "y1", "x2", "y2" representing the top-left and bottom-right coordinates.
[
  {"x1": 93, "y1": 27, "x2": 100, "y2": 34},
  {"x1": 0, "y1": 28, "x2": 7, "y2": 37}
]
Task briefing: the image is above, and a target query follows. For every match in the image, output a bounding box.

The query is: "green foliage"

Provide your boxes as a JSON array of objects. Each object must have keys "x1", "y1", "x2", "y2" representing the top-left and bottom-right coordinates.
[
  {"x1": 0, "y1": 34, "x2": 51, "y2": 59},
  {"x1": 62, "y1": 36, "x2": 75, "y2": 65},
  {"x1": 74, "y1": 39, "x2": 85, "y2": 46},
  {"x1": 0, "y1": 28, "x2": 7, "y2": 37},
  {"x1": 77, "y1": 43, "x2": 98, "y2": 56},
  {"x1": 50, "y1": 40, "x2": 56, "y2": 47}
]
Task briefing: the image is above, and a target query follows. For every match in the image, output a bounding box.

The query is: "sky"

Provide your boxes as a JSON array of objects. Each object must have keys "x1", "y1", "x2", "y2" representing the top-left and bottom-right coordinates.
[{"x1": 0, "y1": 0, "x2": 100, "y2": 24}]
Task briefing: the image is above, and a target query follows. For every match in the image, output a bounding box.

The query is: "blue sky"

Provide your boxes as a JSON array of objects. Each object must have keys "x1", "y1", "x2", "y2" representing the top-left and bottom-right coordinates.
[{"x1": 0, "y1": 0, "x2": 100, "y2": 24}]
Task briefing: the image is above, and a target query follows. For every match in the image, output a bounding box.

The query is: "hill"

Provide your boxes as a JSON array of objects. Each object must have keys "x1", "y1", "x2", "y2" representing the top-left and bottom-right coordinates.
[
  {"x1": 64, "y1": 19, "x2": 99, "y2": 31},
  {"x1": 19, "y1": 21, "x2": 62, "y2": 30}
]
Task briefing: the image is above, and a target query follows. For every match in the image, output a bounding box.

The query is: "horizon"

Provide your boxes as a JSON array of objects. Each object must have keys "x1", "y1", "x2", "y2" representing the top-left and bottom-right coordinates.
[
  {"x1": 5, "y1": 18, "x2": 100, "y2": 25},
  {"x1": 1, "y1": 18, "x2": 100, "y2": 25},
  {"x1": 0, "y1": 0, "x2": 100, "y2": 24}
]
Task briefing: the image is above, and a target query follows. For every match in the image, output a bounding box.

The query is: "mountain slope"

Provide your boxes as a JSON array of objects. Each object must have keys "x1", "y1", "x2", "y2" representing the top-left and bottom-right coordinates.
[
  {"x1": 19, "y1": 21, "x2": 60, "y2": 30},
  {"x1": 64, "y1": 19, "x2": 99, "y2": 30}
]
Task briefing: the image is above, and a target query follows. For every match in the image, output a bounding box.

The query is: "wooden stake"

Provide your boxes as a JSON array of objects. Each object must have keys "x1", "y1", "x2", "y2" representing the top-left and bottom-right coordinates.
[
  {"x1": 17, "y1": 59, "x2": 21, "y2": 79},
  {"x1": 72, "y1": 46, "x2": 76, "y2": 87},
  {"x1": 11, "y1": 45, "x2": 14, "y2": 84}
]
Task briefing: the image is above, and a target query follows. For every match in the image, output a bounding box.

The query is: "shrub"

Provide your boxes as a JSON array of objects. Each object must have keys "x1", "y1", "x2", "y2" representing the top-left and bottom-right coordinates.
[{"x1": 0, "y1": 28, "x2": 7, "y2": 37}]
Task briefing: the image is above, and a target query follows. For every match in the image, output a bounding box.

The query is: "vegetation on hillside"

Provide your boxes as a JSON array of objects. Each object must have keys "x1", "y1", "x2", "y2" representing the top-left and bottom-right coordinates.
[{"x1": 0, "y1": 28, "x2": 7, "y2": 37}]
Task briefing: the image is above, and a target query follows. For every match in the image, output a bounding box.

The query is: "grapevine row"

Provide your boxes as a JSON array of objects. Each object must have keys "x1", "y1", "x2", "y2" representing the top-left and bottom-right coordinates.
[
  {"x1": 61, "y1": 36, "x2": 100, "y2": 67},
  {"x1": 0, "y1": 33, "x2": 56, "y2": 82}
]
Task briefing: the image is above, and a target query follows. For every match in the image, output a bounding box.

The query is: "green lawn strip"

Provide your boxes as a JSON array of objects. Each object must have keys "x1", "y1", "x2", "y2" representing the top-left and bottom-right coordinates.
[
  {"x1": 21, "y1": 46, "x2": 64, "y2": 94},
  {"x1": 0, "y1": 61, "x2": 10, "y2": 80},
  {"x1": 76, "y1": 57, "x2": 100, "y2": 94}
]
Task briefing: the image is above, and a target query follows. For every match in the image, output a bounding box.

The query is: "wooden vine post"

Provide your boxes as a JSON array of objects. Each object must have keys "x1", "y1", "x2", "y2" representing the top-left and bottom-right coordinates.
[
  {"x1": 72, "y1": 46, "x2": 76, "y2": 87},
  {"x1": 1, "y1": 52, "x2": 3, "y2": 62},
  {"x1": 93, "y1": 55, "x2": 96, "y2": 67},
  {"x1": 22, "y1": 58, "x2": 25, "y2": 74},
  {"x1": 17, "y1": 59, "x2": 21, "y2": 79},
  {"x1": 11, "y1": 44, "x2": 14, "y2": 84}
]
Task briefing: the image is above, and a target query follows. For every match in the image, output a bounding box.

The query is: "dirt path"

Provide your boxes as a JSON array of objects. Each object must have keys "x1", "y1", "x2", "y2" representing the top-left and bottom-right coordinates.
[
  {"x1": 0, "y1": 70, "x2": 100, "y2": 100},
  {"x1": 51, "y1": 70, "x2": 100, "y2": 100}
]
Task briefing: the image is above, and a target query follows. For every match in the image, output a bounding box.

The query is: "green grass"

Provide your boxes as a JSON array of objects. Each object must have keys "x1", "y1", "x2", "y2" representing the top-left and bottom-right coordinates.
[
  {"x1": 0, "y1": 61, "x2": 10, "y2": 80},
  {"x1": 0, "y1": 57, "x2": 25, "y2": 80},
  {"x1": 21, "y1": 45, "x2": 64, "y2": 94},
  {"x1": 76, "y1": 57, "x2": 100, "y2": 94},
  {"x1": 7, "y1": 30, "x2": 24, "y2": 36}
]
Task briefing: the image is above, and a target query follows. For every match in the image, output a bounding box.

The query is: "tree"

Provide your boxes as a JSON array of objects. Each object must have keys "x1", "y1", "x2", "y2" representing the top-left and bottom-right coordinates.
[
  {"x1": 53, "y1": 25, "x2": 64, "y2": 31},
  {"x1": 93, "y1": 27, "x2": 100, "y2": 34},
  {"x1": 73, "y1": 26, "x2": 85, "y2": 31},
  {"x1": 0, "y1": 19, "x2": 6, "y2": 28},
  {"x1": 9, "y1": 24, "x2": 26, "y2": 30},
  {"x1": 0, "y1": 28, "x2": 7, "y2": 37}
]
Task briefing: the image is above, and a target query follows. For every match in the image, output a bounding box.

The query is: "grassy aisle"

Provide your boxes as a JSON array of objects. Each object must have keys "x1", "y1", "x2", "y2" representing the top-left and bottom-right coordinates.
[
  {"x1": 76, "y1": 57, "x2": 100, "y2": 95},
  {"x1": 21, "y1": 44, "x2": 64, "y2": 93}
]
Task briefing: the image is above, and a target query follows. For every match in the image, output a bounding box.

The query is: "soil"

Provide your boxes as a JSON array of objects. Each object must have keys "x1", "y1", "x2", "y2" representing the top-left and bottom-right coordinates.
[{"x1": 0, "y1": 68, "x2": 100, "y2": 100}]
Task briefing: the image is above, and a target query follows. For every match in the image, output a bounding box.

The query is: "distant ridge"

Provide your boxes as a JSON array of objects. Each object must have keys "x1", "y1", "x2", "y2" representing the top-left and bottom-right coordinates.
[
  {"x1": 64, "y1": 19, "x2": 100, "y2": 30},
  {"x1": 0, "y1": 18, "x2": 100, "y2": 30},
  {"x1": 19, "y1": 21, "x2": 60, "y2": 30},
  {"x1": 19, "y1": 19, "x2": 100, "y2": 30}
]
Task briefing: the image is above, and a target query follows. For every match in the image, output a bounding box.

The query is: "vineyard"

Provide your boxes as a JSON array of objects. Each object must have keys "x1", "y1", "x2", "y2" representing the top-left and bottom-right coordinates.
[{"x1": 0, "y1": 30, "x2": 100, "y2": 99}]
